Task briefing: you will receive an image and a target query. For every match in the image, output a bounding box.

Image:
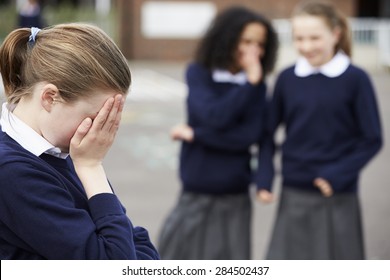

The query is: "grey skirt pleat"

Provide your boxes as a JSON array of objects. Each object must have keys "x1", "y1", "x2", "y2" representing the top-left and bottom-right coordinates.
[
  {"x1": 158, "y1": 191, "x2": 251, "y2": 260},
  {"x1": 266, "y1": 187, "x2": 365, "y2": 260}
]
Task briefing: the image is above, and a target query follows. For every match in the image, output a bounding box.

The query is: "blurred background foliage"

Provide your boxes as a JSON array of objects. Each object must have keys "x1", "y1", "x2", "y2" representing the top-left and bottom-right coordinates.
[
  {"x1": 0, "y1": 3, "x2": 118, "y2": 42},
  {"x1": 0, "y1": 5, "x2": 17, "y2": 39}
]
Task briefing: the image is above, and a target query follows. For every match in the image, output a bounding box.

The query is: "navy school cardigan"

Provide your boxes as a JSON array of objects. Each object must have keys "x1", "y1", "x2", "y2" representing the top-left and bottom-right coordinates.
[
  {"x1": 179, "y1": 63, "x2": 267, "y2": 194},
  {"x1": 0, "y1": 130, "x2": 160, "y2": 259},
  {"x1": 256, "y1": 64, "x2": 382, "y2": 193}
]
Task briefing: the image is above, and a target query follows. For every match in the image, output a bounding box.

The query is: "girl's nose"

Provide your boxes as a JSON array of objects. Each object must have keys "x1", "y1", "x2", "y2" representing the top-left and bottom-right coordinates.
[
  {"x1": 299, "y1": 40, "x2": 313, "y2": 53},
  {"x1": 248, "y1": 43, "x2": 262, "y2": 55}
]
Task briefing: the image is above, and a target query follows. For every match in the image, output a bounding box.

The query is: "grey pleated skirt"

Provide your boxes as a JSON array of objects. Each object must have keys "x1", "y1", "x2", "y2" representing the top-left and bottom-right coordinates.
[
  {"x1": 158, "y1": 191, "x2": 251, "y2": 260},
  {"x1": 266, "y1": 187, "x2": 365, "y2": 260}
]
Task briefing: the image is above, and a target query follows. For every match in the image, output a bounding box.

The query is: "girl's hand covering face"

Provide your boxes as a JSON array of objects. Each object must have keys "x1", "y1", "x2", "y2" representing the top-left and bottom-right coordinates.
[
  {"x1": 234, "y1": 22, "x2": 266, "y2": 84},
  {"x1": 239, "y1": 46, "x2": 263, "y2": 85},
  {"x1": 239, "y1": 45, "x2": 261, "y2": 70},
  {"x1": 69, "y1": 94, "x2": 125, "y2": 168}
]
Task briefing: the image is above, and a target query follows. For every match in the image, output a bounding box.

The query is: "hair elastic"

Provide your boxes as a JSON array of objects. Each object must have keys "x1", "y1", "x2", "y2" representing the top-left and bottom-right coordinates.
[{"x1": 28, "y1": 27, "x2": 41, "y2": 43}]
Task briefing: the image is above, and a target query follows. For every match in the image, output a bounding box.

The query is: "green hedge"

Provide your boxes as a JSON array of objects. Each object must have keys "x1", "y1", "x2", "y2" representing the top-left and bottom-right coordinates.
[
  {"x1": 0, "y1": 4, "x2": 118, "y2": 42},
  {"x1": 0, "y1": 5, "x2": 17, "y2": 40}
]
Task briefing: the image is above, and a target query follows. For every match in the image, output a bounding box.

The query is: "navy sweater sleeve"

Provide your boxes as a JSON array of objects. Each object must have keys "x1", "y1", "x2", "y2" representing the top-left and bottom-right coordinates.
[
  {"x1": 186, "y1": 63, "x2": 260, "y2": 130},
  {"x1": 0, "y1": 150, "x2": 159, "y2": 260},
  {"x1": 193, "y1": 82, "x2": 266, "y2": 152},
  {"x1": 255, "y1": 75, "x2": 284, "y2": 191},
  {"x1": 133, "y1": 226, "x2": 160, "y2": 260},
  {"x1": 317, "y1": 69, "x2": 382, "y2": 191}
]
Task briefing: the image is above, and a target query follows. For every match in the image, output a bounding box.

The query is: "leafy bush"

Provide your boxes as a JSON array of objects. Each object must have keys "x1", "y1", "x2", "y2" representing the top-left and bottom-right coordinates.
[
  {"x1": 0, "y1": 5, "x2": 17, "y2": 40},
  {"x1": 0, "y1": 4, "x2": 117, "y2": 42}
]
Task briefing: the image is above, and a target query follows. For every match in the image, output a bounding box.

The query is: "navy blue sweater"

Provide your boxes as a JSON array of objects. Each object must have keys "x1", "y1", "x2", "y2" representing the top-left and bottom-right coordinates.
[
  {"x1": 0, "y1": 131, "x2": 159, "y2": 260},
  {"x1": 256, "y1": 64, "x2": 382, "y2": 193},
  {"x1": 179, "y1": 63, "x2": 266, "y2": 194}
]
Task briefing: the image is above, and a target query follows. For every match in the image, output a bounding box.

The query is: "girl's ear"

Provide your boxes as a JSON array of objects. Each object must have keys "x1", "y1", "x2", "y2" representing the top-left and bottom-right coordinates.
[
  {"x1": 40, "y1": 84, "x2": 60, "y2": 112},
  {"x1": 332, "y1": 26, "x2": 342, "y2": 44}
]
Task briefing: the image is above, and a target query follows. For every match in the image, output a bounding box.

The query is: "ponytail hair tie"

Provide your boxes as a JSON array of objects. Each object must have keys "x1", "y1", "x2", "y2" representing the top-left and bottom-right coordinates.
[{"x1": 29, "y1": 27, "x2": 41, "y2": 44}]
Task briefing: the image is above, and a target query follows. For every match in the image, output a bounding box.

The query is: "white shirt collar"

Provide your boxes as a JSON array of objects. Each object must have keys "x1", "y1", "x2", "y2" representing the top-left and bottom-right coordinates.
[
  {"x1": 0, "y1": 102, "x2": 68, "y2": 159},
  {"x1": 212, "y1": 69, "x2": 248, "y2": 85},
  {"x1": 294, "y1": 51, "x2": 350, "y2": 78}
]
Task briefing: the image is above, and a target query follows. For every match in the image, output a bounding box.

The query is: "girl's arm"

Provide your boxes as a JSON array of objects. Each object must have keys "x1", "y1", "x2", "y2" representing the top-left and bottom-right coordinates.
[
  {"x1": 255, "y1": 75, "x2": 284, "y2": 193},
  {"x1": 37, "y1": 94, "x2": 157, "y2": 259},
  {"x1": 0, "y1": 163, "x2": 159, "y2": 259},
  {"x1": 189, "y1": 85, "x2": 266, "y2": 152},
  {"x1": 317, "y1": 71, "x2": 382, "y2": 191}
]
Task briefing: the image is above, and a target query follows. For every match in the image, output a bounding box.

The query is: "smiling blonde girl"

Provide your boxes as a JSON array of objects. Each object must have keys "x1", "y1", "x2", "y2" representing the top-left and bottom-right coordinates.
[{"x1": 256, "y1": 2, "x2": 382, "y2": 259}]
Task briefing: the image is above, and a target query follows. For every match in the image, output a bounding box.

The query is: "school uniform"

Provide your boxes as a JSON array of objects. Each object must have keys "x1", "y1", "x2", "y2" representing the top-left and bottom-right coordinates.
[
  {"x1": 158, "y1": 63, "x2": 266, "y2": 259},
  {"x1": 256, "y1": 52, "x2": 382, "y2": 259},
  {"x1": 0, "y1": 103, "x2": 159, "y2": 260}
]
